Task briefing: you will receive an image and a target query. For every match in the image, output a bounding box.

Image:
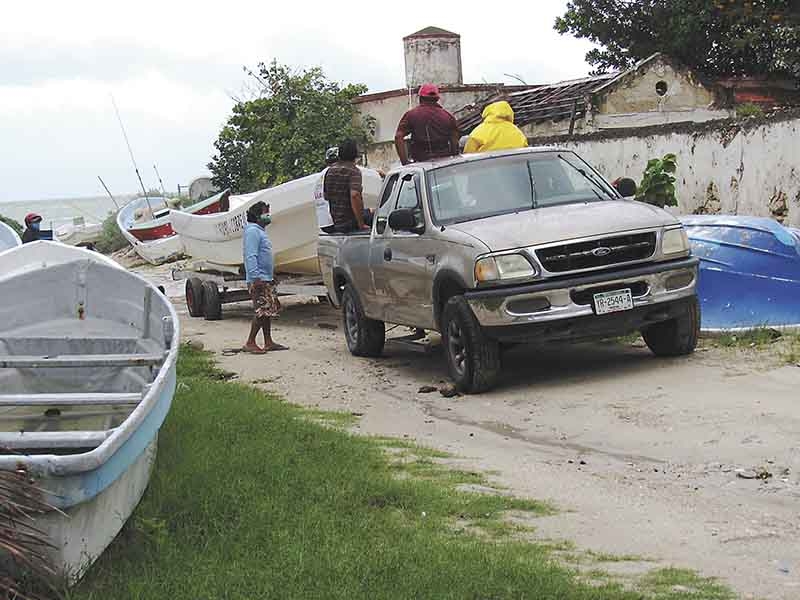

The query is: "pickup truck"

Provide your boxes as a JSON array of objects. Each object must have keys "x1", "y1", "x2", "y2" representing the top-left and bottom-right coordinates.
[{"x1": 318, "y1": 148, "x2": 699, "y2": 393}]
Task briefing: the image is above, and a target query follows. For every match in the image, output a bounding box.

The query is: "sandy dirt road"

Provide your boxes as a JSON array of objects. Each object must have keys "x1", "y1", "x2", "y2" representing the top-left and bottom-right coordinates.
[{"x1": 164, "y1": 275, "x2": 800, "y2": 599}]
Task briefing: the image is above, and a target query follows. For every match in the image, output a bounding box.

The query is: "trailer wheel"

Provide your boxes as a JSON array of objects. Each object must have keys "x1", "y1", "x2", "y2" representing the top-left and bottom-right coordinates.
[
  {"x1": 202, "y1": 281, "x2": 222, "y2": 321},
  {"x1": 186, "y1": 278, "x2": 205, "y2": 318}
]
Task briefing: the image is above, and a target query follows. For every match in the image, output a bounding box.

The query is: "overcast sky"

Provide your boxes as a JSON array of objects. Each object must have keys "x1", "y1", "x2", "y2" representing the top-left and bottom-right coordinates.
[{"x1": 0, "y1": 0, "x2": 595, "y2": 202}]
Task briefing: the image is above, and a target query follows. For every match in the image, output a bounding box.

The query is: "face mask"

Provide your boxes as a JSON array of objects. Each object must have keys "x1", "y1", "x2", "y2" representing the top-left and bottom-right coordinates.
[
  {"x1": 258, "y1": 214, "x2": 271, "y2": 226},
  {"x1": 31, "y1": 222, "x2": 40, "y2": 231}
]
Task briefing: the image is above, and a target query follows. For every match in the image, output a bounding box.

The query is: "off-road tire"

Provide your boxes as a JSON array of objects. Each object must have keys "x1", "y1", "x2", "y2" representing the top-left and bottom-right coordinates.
[
  {"x1": 642, "y1": 296, "x2": 700, "y2": 357},
  {"x1": 441, "y1": 296, "x2": 501, "y2": 393},
  {"x1": 342, "y1": 285, "x2": 385, "y2": 357},
  {"x1": 186, "y1": 278, "x2": 205, "y2": 318},
  {"x1": 202, "y1": 281, "x2": 222, "y2": 321}
]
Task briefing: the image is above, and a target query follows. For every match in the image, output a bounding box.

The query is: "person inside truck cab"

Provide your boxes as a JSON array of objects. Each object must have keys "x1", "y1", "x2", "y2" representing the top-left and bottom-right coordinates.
[
  {"x1": 394, "y1": 83, "x2": 460, "y2": 165},
  {"x1": 323, "y1": 140, "x2": 373, "y2": 233}
]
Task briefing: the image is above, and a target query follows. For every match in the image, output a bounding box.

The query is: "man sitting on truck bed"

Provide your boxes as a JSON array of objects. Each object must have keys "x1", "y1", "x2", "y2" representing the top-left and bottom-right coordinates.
[
  {"x1": 394, "y1": 83, "x2": 460, "y2": 165},
  {"x1": 323, "y1": 140, "x2": 372, "y2": 233}
]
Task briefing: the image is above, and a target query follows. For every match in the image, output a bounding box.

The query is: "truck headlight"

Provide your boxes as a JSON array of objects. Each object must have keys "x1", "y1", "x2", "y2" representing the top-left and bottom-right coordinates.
[
  {"x1": 662, "y1": 227, "x2": 690, "y2": 257},
  {"x1": 475, "y1": 254, "x2": 536, "y2": 283}
]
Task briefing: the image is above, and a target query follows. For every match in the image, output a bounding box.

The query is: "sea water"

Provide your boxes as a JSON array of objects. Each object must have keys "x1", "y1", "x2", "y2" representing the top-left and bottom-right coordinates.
[{"x1": 0, "y1": 194, "x2": 138, "y2": 227}]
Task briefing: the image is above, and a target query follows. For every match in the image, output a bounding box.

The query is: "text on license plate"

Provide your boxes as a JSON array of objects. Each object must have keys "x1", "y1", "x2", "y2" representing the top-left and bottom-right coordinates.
[{"x1": 593, "y1": 289, "x2": 633, "y2": 315}]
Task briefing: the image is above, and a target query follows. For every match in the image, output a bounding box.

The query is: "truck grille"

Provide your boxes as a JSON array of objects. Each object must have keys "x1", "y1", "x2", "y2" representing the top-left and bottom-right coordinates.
[{"x1": 535, "y1": 232, "x2": 657, "y2": 273}]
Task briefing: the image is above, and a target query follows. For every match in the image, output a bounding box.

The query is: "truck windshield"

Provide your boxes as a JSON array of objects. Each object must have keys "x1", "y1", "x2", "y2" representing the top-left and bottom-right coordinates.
[{"x1": 428, "y1": 152, "x2": 617, "y2": 225}]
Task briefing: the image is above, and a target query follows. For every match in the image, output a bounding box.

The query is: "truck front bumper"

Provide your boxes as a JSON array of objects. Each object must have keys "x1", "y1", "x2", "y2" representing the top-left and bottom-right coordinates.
[{"x1": 464, "y1": 257, "x2": 699, "y2": 342}]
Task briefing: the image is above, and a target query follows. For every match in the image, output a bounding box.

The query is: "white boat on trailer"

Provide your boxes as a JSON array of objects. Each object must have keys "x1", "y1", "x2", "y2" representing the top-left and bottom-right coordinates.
[
  {"x1": 171, "y1": 169, "x2": 383, "y2": 275},
  {"x1": 0, "y1": 221, "x2": 21, "y2": 251},
  {"x1": 0, "y1": 241, "x2": 179, "y2": 583}
]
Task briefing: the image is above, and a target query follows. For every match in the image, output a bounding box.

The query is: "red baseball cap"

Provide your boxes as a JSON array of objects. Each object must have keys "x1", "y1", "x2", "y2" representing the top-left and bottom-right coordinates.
[
  {"x1": 24, "y1": 213, "x2": 42, "y2": 225},
  {"x1": 418, "y1": 83, "x2": 440, "y2": 99}
]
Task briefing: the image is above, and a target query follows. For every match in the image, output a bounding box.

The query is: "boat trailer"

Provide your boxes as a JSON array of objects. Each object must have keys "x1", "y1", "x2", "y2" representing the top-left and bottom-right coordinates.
[{"x1": 172, "y1": 261, "x2": 329, "y2": 320}]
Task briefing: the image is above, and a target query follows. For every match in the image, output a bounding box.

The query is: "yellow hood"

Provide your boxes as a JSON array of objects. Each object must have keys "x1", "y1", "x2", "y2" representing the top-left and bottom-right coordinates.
[{"x1": 481, "y1": 101, "x2": 515, "y2": 124}]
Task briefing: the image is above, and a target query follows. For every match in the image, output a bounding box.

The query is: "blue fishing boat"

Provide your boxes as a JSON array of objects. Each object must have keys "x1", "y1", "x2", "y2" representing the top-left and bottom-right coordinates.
[{"x1": 680, "y1": 215, "x2": 800, "y2": 331}]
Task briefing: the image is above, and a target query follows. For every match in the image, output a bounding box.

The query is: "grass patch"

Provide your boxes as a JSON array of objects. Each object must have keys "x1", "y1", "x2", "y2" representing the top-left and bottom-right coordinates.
[
  {"x1": 68, "y1": 346, "x2": 652, "y2": 600},
  {"x1": 782, "y1": 334, "x2": 800, "y2": 365},
  {"x1": 638, "y1": 568, "x2": 735, "y2": 599},
  {"x1": 714, "y1": 327, "x2": 783, "y2": 349}
]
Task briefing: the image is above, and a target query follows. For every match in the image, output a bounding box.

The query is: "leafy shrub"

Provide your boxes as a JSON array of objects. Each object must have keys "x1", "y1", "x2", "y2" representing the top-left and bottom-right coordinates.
[
  {"x1": 0, "y1": 213, "x2": 23, "y2": 235},
  {"x1": 95, "y1": 211, "x2": 130, "y2": 254},
  {"x1": 736, "y1": 102, "x2": 765, "y2": 118},
  {"x1": 637, "y1": 153, "x2": 678, "y2": 208}
]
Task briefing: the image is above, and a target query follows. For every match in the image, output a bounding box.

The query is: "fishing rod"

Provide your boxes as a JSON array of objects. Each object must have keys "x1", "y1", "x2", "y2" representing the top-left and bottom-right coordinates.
[
  {"x1": 110, "y1": 94, "x2": 153, "y2": 215},
  {"x1": 153, "y1": 164, "x2": 167, "y2": 198},
  {"x1": 97, "y1": 176, "x2": 119, "y2": 210}
]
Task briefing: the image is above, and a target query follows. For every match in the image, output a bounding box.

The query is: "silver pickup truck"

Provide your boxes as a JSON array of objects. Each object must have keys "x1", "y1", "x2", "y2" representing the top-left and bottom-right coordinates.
[{"x1": 319, "y1": 148, "x2": 699, "y2": 393}]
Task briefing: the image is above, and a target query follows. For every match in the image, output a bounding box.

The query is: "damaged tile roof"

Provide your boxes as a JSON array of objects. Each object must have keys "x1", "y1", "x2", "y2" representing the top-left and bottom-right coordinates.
[{"x1": 457, "y1": 74, "x2": 616, "y2": 133}]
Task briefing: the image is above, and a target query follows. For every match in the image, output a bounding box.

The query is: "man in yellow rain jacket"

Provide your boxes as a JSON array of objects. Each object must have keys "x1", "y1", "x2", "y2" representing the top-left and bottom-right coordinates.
[{"x1": 464, "y1": 101, "x2": 528, "y2": 153}]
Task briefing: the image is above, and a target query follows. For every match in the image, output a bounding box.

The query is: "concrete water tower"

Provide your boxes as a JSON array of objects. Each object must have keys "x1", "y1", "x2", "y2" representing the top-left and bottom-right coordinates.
[{"x1": 404, "y1": 26, "x2": 463, "y2": 89}]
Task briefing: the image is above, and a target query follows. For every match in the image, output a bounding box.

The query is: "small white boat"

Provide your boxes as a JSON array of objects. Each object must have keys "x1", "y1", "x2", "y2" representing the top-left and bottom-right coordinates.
[
  {"x1": 54, "y1": 217, "x2": 103, "y2": 247},
  {"x1": 0, "y1": 221, "x2": 21, "y2": 251},
  {"x1": 116, "y1": 191, "x2": 229, "y2": 265},
  {"x1": 171, "y1": 170, "x2": 383, "y2": 274},
  {"x1": 0, "y1": 241, "x2": 179, "y2": 583}
]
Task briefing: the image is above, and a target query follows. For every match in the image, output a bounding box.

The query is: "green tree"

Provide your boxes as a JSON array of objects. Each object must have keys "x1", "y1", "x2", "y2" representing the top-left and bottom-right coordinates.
[
  {"x1": 0, "y1": 214, "x2": 23, "y2": 236},
  {"x1": 555, "y1": 1, "x2": 800, "y2": 79},
  {"x1": 208, "y1": 61, "x2": 374, "y2": 193}
]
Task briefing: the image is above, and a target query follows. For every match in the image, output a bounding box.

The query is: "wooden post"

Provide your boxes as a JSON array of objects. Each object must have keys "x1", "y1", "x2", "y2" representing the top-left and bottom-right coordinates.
[{"x1": 568, "y1": 99, "x2": 578, "y2": 136}]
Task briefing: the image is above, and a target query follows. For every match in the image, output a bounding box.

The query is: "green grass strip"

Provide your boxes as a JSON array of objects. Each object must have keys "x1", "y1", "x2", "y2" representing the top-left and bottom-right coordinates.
[{"x1": 69, "y1": 347, "x2": 724, "y2": 600}]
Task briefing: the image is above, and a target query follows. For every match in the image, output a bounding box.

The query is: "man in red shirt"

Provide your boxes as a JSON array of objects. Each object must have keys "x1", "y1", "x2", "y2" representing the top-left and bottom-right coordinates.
[{"x1": 394, "y1": 84, "x2": 460, "y2": 165}]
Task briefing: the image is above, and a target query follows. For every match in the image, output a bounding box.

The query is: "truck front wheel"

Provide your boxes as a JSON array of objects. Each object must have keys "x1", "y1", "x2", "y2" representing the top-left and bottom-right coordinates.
[
  {"x1": 642, "y1": 296, "x2": 700, "y2": 357},
  {"x1": 441, "y1": 296, "x2": 501, "y2": 393},
  {"x1": 342, "y1": 286, "x2": 385, "y2": 357}
]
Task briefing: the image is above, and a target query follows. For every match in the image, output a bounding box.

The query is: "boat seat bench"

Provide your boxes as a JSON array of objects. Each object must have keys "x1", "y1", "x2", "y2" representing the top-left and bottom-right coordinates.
[
  {"x1": 0, "y1": 353, "x2": 166, "y2": 369},
  {"x1": 0, "y1": 393, "x2": 142, "y2": 407}
]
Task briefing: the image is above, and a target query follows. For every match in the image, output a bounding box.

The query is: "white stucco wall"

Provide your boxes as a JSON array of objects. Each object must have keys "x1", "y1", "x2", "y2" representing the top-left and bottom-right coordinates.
[{"x1": 548, "y1": 115, "x2": 800, "y2": 226}]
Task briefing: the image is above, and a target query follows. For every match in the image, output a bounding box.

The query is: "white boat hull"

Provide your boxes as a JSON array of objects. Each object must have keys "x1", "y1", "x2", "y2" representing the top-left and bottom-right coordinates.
[
  {"x1": 172, "y1": 169, "x2": 383, "y2": 274},
  {"x1": 0, "y1": 242, "x2": 179, "y2": 583},
  {"x1": 0, "y1": 221, "x2": 21, "y2": 251},
  {"x1": 54, "y1": 222, "x2": 103, "y2": 246}
]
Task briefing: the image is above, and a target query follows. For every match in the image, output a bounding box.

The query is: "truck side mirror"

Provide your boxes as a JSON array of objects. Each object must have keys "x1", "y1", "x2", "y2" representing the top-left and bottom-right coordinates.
[{"x1": 388, "y1": 208, "x2": 424, "y2": 234}]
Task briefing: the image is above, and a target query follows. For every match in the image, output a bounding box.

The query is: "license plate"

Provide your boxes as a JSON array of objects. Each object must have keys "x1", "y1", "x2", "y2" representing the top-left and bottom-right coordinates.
[{"x1": 593, "y1": 288, "x2": 633, "y2": 315}]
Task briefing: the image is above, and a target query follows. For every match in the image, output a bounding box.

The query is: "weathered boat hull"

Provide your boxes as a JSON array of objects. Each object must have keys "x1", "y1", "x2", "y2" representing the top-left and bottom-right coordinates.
[
  {"x1": 0, "y1": 242, "x2": 179, "y2": 582},
  {"x1": 117, "y1": 191, "x2": 229, "y2": 264},
  {"x1": 681, "y1": 215, "x2": 800, "y2": 331},
  {"x1": 171, "y1": 170, "x2": 382, "y2": 274},
  {"x1": 54, "y1": 221, "x2": 103, "y2": 246}
]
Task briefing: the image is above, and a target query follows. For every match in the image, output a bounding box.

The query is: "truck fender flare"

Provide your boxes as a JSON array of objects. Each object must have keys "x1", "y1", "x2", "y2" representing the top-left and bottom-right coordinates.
[{"x1": 433, "y1": 270, "x2": 470, "y2": 330}]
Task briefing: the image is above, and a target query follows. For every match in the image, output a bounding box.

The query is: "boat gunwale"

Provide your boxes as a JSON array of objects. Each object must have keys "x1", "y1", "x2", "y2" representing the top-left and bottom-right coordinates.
[{"x1": 0, "y1": 246, "x2": 180, "y2": 479}]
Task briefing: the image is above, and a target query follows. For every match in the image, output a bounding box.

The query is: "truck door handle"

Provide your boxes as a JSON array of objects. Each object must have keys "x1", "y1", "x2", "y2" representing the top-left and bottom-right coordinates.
[{"x1": 383, "y1": 247, "x2": 393, "y2": 261}]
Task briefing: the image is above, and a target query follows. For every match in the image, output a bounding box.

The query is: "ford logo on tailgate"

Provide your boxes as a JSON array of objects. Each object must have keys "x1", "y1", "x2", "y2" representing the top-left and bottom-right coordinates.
[{"x1": 591, "y1": 246, "x2": 612, "y2": 257}]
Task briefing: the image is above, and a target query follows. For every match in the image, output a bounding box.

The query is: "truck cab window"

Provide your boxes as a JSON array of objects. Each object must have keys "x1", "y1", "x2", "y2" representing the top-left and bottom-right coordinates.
[
  {"x1": 379, "y1": 175, "x2": 398, "y2": 207},
  {"x1": 395, "y1": 177, "x2": 420, "y2": 211}
]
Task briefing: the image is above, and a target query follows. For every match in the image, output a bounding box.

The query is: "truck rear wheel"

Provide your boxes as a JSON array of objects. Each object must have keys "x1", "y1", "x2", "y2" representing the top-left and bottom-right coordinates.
[
  {"x1": 441, "y1": 296, "x2": 501, "y2": 394},
  {"x1": 642, "y1": 296, "x2": 700, "y2": 357},
  {"x1": 342, "y1": 286, "x2": 385, "y2": 357}
]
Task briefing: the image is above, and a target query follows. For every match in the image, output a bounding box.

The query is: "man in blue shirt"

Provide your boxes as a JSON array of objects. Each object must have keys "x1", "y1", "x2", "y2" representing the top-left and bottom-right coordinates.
[{"x1": 242, "y1": 201, "x2": 287, "y2": 353}]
